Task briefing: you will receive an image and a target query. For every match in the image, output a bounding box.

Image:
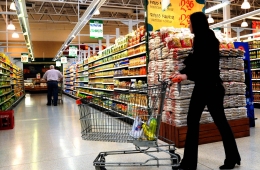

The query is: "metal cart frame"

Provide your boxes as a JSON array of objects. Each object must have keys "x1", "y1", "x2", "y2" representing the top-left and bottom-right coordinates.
[{"x1": 77, "y1": 81, "x2": 180, "y2": 170}]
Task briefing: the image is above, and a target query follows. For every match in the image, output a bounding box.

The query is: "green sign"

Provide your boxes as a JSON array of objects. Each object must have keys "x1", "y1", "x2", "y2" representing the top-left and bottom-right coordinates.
[
  {"x1": 21, "y1": 53, "x2": 28, "y2": 62},
  {"x1": 90, "y1": 20, "x2": 103, "y2": 39},
  {"x1": 69, "y1": 46, "x2": 78, "y2": 57}
]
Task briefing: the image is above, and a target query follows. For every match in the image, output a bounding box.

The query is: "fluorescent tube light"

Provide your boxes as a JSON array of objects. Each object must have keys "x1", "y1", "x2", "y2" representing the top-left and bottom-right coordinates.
[{"x1": 205, "y1": 1, "x2": 230, "y2": 14}]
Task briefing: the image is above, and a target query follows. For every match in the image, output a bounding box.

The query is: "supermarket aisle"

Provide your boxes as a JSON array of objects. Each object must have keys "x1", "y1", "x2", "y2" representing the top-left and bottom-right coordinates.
[{"x1": 0, "y1": 94, "x2": 259, "y2": 170}]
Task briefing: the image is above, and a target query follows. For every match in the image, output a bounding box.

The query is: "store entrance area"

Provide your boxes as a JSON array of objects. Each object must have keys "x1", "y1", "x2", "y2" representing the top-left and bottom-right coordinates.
[{"x1": 0, "y1": 94, "x2": 259, "y2": 170}]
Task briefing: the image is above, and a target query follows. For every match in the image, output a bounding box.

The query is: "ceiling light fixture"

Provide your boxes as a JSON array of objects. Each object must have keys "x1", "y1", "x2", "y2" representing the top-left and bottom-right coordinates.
[
  {"x1": 241, "y1": 19, "x2": 248, "y2": 27},
  {"x1": 7, "y1": 21, "x2": 15, "y2": 30},
  {"x1": 208, "y1": 14, "x2": 214, "y2": 24},
  {"x1": 241, "y1": 0, "x2": 250, "y2": 9},
  {"x1": 205, "y1": 1, "x2": 230, "y2": 13},
  {"x1": 12, "y1": 32, "x2": 19, "y2": 38},
  {"x1": 10, "y1": 2, "x2": 16, "y2": 10}
]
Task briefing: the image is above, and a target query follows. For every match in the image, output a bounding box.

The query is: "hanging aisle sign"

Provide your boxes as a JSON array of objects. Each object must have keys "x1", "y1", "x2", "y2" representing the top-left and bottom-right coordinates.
[
  {"x1": 69, "y1": 46, "x2": 78, "y2": 57},
  {"x1": 21, "y1": 53, "x2": 28, "y2": 62},
  {"x1": 61, "y1": 57, "x2": 67, "y2": 64},
  {"x1": 90, "y1": 20, "x2": 103, "y2": 39},
  {"x1": 56, "y1": 61, "x2": 61, "y2": 67},
  {"x1": 146, "y1": 0, "x2": 205, "y2": 31}
]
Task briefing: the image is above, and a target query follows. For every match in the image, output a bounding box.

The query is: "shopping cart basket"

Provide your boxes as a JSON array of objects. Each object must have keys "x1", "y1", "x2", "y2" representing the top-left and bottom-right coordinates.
[{"x1": 77, "y1": 80, "x2": 181, "y2": 170}]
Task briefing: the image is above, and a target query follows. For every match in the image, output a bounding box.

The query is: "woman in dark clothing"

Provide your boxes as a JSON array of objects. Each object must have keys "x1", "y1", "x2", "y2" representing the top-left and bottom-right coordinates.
[{"x1": 174, "y1": 12, "x2": 241, "y2": 170}]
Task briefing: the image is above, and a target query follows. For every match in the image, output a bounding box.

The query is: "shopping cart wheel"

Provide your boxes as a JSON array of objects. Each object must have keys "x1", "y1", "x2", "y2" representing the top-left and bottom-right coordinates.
[{"x1": 171, "y1": 153, "x2": 181, "y2": 165}]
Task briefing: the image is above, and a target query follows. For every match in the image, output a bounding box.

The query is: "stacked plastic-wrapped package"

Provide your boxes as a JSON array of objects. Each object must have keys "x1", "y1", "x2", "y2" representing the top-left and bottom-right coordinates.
[
  {"x1": 148, "y1": 27, "x2": 195, "y2": 127},
  {"x1": 148, "y1": 27, "x2": 247, "y2": 127}
]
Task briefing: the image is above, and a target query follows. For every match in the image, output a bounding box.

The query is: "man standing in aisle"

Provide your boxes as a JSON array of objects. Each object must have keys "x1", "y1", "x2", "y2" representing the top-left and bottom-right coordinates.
[{"x1": 43, "y1": 65, "x2": 63, "y2": 106}]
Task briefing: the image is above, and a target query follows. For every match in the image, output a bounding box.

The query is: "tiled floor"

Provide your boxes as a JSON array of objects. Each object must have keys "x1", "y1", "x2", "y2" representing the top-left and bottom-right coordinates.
[{"x1": 0, "y1": 93, "x2": 259, "y2": 170}]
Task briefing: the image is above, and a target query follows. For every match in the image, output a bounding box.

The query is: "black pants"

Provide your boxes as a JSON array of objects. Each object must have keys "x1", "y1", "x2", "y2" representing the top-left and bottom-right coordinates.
[
  {"x1": 181, "y1": 83, "x2": 241, "y2": 169},
  {"x1": 47, "y1": 81, "x2": 58, "y2": 105}
]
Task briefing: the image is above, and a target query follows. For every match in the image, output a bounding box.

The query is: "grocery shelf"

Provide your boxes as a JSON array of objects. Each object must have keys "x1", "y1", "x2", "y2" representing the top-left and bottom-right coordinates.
[
  {"x1": 77, "y1": 69, "x2": 88, "y2": 73},
  {"x1": 114, "y1": 88, "x2": 129, "y2": 91},
  {"x1": 89, "y1": 75, "x2": 114, "y2": 79},
  {"x1": 102, "y1": 82, "x2": 114, "y2": 84},
  {"x1": 85, "y1": 87, "x2": 114, "y2": 91},
  {"x1": 252, "y1": 79, "x2": 260, "y2": 80},
  {"x1": 251, "y1": 68, "x2": 260, "y2": 71},
  {"x1": 76, "y1": 75, "x2": 87, "y2": 78},
  {"x1": 250, "y1": 58, "x2": 260, "y2": 61},
  {"x1": 0, "y1": 80, "x2": 11, "y2": 81},
  {"x1": 0, "y1": 67, "x2": 10, "y2": 71},
  {"x1": 114, "y1": 75, "x2": 147, "y2": 79},
  {"x1": 88, "y1": 49, "x2": 127, "y2": 64},
  {"x1": 5, "y1": 94, "x2": 25, "y2": 110},
  {"x1": 74, "y1": 81, "x2": 89, "y2": 83},
  {"x1": 74, "y1": 86, "x2": 89, "y2": 88},
  {"x1": 254, "y1": 102, "x2": 260, "y2": 104},
  {"x1": 253, "y1": 91, "x2": 260, "y2": 92},
  {"x1": 250, "y1": 48, "x2": 260, "y2": 51},
  {"x1": 0, "y1": 73, "x2": 9, "y2": 75},
  {"x1": 127, "y1": 41, "x2": 146, "y2": 49},
  {"x1": 0, "y1": 94, "x2": 15, "y2": 105},
  {"x1": 0, "y1": 85, "x2": 11, "y2": 88},
  {"x1": 88, "y1": 41, "x2": 146, "y2": 64},
  {"x1": 128, "y1": 64, "x2": 146, "y2": 69},
  {"x1": 89, "y1": 52, "x2": 146, "y2": 69},
  {"x1": 90, "y1": 66, "x2": 128, "y2": 73},
  {"x1": 0, "y1": 91, "x2": 12, "y2": 97},
  {"x1": 89, "y1": 82, "x2": 103, "y2": 84},
  {"x1": 63, "y1": 92, "x2": 79, "y2": 99}
]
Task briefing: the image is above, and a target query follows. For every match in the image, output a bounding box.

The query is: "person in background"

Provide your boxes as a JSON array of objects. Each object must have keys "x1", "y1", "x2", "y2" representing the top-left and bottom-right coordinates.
[
  {"x1": 173, "y1": 12, "x2": 241, "y2": 170},
  {"x1": 43, "y1": 65, "x2": 63, "y2": 106}
]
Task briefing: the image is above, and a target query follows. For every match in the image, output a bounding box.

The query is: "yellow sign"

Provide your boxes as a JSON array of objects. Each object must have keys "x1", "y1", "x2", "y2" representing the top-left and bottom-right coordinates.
[{"x1": 147, "y1": 0, "x2": 205, "y2": 31}]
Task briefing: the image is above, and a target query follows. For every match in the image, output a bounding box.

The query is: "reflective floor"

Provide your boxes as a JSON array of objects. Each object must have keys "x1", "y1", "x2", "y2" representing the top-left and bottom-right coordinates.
[{"x1": 0, "y1": 93, "x2": 259, "y2": 170}]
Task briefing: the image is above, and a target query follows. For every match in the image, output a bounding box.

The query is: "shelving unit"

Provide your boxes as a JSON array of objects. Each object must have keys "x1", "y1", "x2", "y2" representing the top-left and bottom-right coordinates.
[
  {"x1": 0, "y1": 54, "x2": 25, "y2": 111},
  {"x1": 63, "y1": 64, "x2": 77, "y2": 96},
  {"x1": 250, "y1": 47, "x2": 260, "y2": 106}
]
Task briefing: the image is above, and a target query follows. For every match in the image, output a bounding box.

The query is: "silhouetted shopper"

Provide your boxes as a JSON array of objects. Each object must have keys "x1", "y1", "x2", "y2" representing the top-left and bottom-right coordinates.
[
  {"x1": 173, "y1": 12, "x2": 241, "y2": 170},
  {"x1": 43, "y1": 65, "x2": 63, "y2": 106}
]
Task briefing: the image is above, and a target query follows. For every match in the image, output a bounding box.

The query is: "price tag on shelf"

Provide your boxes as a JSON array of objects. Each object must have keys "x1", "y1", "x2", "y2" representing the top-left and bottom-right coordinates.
[
  {"x1": 21, "y1": 53, "x2": 28, "y2": 63},
  {"x1": 61, "y1": 57, "x2": 67, "y2": 64}
]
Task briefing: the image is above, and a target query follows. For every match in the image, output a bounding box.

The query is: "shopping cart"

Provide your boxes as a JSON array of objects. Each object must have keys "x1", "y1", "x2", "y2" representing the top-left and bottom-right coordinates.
[
  {"x1": 51, "y1": 81, "x2": 63, "y2": 104},
  {"x1": 76, "y1": 80, "x2": 181, "y2": 170},
  {"x1": 57, "y1": 81, "x2": 63, "y2": 104}
]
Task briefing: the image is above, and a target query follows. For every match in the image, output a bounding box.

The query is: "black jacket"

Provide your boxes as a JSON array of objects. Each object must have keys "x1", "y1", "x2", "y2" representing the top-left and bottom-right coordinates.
[{"x1": 180, "y1": 29, "x2": 222, "y2": 85}]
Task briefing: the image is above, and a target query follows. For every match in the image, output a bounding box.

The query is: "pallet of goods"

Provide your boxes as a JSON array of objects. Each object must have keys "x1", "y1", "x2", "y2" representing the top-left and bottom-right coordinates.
[{"x1": 147, "y1": 27, "x2": 249, "y2": 148}]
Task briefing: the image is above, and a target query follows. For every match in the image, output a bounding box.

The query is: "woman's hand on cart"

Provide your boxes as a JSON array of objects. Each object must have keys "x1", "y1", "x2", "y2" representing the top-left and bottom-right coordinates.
[{"x1": 170, "y1": 73, "x2": 187, "y2": 83}]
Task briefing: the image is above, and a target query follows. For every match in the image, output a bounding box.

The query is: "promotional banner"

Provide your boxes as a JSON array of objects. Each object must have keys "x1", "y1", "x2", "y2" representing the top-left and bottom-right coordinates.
[
  {"x1": 147, "y1": 0, "x2": 205, "y2": 31},
  {"x1": 21, "y1": 53, "x2": 28, "y2": 63},
  {"x1": 61, "y1": 57, "x2": 67, "y2": 64},
  {"x1": 69, "y1": 46, "x2": 77, "y2": 57},
  {"x1": 90, "y1": 20, "x2": 103, "y2": 39},
  {"x1": 56, "y1": 61, "x2": 61, "y2": 67},
  {"x1": 252, "y1": 21, "x2": 260, "y2": 38},
  {"x1": 234, "y1": 42, "x2": 255, "y2": 127}
]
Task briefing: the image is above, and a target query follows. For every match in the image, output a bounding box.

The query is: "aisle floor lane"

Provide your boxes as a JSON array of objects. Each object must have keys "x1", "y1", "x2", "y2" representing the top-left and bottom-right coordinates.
[{"x1": 0, "y1": 94, "x2": 258, "y2": 170}]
